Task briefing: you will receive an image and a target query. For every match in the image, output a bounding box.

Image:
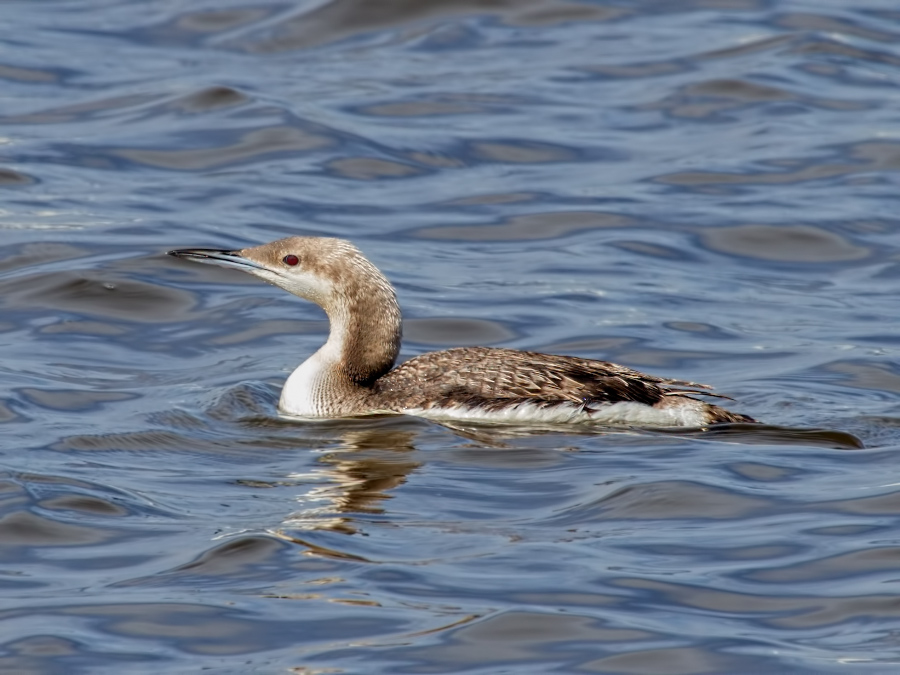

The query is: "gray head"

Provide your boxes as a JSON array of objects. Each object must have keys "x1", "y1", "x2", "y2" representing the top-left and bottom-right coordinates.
[
  {"x1": 168, "y1": 236, "x2": 402, "y2": 384},
  {"x1": 168, "y1": 236, "x2": 396, "y2": 315}
]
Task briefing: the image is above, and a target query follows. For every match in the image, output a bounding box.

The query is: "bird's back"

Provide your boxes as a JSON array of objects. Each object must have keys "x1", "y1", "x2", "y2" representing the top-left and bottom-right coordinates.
[{"x1": 372, "y1": 346, "x2": 753, "y2": 426}]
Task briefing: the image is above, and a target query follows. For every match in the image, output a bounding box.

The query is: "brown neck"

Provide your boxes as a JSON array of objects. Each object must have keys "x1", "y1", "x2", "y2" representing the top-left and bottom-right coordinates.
[{"x1": 323, "y1": 283, "x2": 402, "y2": 387}]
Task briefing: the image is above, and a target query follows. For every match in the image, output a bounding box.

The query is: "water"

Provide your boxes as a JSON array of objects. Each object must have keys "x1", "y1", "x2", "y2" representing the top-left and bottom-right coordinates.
[{"x1": 3, "y1": 0, "x2": 900, "y2": 672}]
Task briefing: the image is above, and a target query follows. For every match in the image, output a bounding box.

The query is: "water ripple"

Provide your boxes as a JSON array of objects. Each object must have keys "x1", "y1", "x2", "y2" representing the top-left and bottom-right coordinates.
[{"x1": 3, "y1": 0, "x2": 900, "y2": 672}]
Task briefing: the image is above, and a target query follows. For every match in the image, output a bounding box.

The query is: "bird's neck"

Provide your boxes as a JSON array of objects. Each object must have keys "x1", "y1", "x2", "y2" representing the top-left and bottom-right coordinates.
[
  {"x1": 324, "y1": 287, "x2": 402, "y2": 385},
  {"x1": 279, "y1": 282, "x2": 401, "y2": 416}
]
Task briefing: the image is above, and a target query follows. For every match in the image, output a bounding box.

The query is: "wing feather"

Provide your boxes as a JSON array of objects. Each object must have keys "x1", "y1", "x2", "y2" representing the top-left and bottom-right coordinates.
[{"x1": 374, "y1": 346, "x2": 718, "y2": 409}]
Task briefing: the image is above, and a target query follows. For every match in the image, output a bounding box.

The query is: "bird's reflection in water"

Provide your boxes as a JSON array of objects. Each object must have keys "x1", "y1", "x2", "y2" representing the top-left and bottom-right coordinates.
[
  {"x1": 267, "y1": 417, "x2": 572, "y2": 542},
  {"x1": 252, "y1": 408, "x2": 864, "y2": 553},
  {"x1": 270, "y1": 424, "x2": 423, "y2": 540}
]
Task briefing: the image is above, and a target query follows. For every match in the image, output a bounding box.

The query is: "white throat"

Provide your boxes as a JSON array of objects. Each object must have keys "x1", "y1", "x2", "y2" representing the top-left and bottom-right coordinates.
[
  {"x1": 279, "y1": 351, "x2": 329, "y2": 417},
  {"x1": 278, "y1": 313, "x2": 349, "y2": 417}
]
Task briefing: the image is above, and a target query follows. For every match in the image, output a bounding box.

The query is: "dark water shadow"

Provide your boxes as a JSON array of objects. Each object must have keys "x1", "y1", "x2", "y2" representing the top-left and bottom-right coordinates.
[
  {"x1": 436, "y1": 419, "x2": 864, "y2": 450},
  {"x1": 649, "y1": 422, "x2": 865, "y2": 450}
]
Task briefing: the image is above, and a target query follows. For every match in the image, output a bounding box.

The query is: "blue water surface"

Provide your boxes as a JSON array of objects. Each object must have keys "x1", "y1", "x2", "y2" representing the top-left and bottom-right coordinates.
[{"x1": 3, "y1": 0, "x2": 900, "y2": 672}]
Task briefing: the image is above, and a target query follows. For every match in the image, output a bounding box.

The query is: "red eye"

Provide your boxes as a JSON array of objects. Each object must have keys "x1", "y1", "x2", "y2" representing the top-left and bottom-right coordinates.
[{"x1": 283, "y1": 254, "x2": 299, "y2": 266}]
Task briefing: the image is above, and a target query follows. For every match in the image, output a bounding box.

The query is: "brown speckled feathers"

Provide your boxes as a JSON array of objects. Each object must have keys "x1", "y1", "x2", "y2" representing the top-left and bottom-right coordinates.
[{"x1": 375, "y1": 346, "x2": 754, "y2": 423}]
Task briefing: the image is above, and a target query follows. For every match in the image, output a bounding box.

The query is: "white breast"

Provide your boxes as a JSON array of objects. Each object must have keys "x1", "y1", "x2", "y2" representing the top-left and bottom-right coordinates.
[
  {"x1": 279, "y1": 322, "x2": 357, "y2": 417},
  {"x1": 279, "y1": 362, "x2": 320, "y2": 416}
]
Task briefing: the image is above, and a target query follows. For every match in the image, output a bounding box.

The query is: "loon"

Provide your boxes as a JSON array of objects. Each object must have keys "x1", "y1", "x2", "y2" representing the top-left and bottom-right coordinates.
[{"x1": 168, "y1": 237, "x2": 755, "y2": 427}]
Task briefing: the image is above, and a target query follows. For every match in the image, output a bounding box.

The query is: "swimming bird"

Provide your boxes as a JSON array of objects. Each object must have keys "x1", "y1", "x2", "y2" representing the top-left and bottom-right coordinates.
[{"x1": 168, "y1": 237, "x2": 755, "y2": 427}]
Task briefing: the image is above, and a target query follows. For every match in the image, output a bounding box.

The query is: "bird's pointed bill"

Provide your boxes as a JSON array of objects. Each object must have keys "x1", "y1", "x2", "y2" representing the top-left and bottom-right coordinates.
[{"x1": 167, "y1": 248, "x2": 266, "y2": 272}]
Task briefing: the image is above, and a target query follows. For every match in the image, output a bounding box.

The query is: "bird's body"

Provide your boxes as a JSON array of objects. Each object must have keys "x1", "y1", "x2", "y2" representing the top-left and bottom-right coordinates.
[{"x1": 168, "y1": 237, "x2": 754, "y2": 427}]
